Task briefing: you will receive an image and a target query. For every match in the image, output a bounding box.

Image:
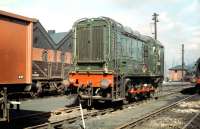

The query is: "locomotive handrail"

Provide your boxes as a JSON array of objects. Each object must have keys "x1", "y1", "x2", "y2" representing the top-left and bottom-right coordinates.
[
  {"x1": 77, "y1": 60, "x2": 106, "y2": 63},
  {"x1": 72, "y1": 18, "x2": 89, "y2": 27}
]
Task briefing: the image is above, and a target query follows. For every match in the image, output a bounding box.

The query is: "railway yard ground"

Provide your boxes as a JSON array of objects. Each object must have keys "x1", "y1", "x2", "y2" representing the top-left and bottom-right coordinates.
[{"x1": 0, "y1": 82, "x2": 199, "y2": 129}]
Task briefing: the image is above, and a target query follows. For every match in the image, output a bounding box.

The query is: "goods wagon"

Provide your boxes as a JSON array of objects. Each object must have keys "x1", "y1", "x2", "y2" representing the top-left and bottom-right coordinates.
[
  {"x1": 0, "y1": 10, "x2": 71, "y2": 121},
  {"x1": 53, "y1": 30, "x2": 73, "y2": 79},
  {"x1": 31, "y1": 23, "x2": 71, "y2": 95},
  {"x1": 67, "y1": 17, "x2": 164, "y2": 106},
  {"x1": 0, "y1": 10, "x2": 35, "y2": 122}
]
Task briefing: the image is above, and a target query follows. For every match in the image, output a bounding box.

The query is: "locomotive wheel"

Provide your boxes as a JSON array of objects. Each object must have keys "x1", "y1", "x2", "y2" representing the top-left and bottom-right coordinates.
[
  {"x1": 124, "y1": 79, "x2": 131, "y2": 95},
  {"x1": 146, "y1": 91, "x2": 153, "y2": 99},
  {"x1": 150, "y1": 91, "x2": 155, "y2": 98},
  {"x1": 123, "y1": 79, "x2": 132, "y2": 103}
]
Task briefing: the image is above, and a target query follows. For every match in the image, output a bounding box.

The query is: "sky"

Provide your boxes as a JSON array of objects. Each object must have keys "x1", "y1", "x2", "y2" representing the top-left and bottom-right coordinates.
[{"x1": 1, "y1": 0, "x2": 200, "y2": 72}]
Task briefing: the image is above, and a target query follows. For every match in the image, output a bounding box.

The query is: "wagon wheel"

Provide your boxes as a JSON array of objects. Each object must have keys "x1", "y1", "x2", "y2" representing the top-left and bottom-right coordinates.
[
  {"x1": 35, "y1": 82, "x2": 43, "y2": 96},
  {"x1": 29, "y1": 82, "x2": 38, "y2": 97},
  {"x1": 30, "y1": 92, "x2": 37, "y2": 97}
]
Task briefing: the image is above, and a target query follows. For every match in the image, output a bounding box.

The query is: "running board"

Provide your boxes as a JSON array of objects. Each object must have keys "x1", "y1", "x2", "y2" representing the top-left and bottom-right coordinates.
[{"x1": 80, "y1": 95, "x2": 124, "y2": 101}]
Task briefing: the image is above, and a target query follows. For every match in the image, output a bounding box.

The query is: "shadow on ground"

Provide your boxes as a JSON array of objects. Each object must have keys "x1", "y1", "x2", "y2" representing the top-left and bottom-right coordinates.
[
  {"x1": 180, "y1": 86, "x2": 198, "y2": 95},
  {"x1": 0, "y1": 109, "x2": 50, "y2": 129}
]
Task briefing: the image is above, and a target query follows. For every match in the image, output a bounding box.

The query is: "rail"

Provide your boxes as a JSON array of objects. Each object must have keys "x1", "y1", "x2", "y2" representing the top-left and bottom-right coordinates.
[
  {"x1": 23, "y1": 87, "x2": 187, "y2": 129},
  {"x1": 181, "y1": 112, "x2": 200, "y2": 129},
  {"x1": 116, "y1": 94, "x2": 197, "y2": 129}
]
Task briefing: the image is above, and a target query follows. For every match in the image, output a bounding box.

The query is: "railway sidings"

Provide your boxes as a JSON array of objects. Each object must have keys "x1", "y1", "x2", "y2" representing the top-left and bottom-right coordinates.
[
  {"x1": 0, "y1": 9, "x2": 199, "y2": 129},
  {"x1": 0, "y1": 83, "x2": 194, "y2": 129},
  {"x1": 117, "y1": 94, "x2": 199, "y2": 129}
]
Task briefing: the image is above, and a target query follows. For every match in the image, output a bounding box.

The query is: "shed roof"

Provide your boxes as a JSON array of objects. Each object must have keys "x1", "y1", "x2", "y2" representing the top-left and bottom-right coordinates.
[
  {"x1": 33, "y1": 22, "x2": 57, "y2": 49},
  {"x1": 169, "y1": 65, "x2": 188, "y2": 71},
  {"x1": 49, "y1": 32, "x2": 68, "y2": 44},
  {"x1": 0, "y1": 10, "x2": 37, "y2": 22}
]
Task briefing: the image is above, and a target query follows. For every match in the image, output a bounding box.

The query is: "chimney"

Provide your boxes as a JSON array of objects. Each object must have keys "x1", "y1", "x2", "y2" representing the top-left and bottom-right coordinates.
[{"x1": 48, "y1": 30, "x2": 55, "y2": 34}]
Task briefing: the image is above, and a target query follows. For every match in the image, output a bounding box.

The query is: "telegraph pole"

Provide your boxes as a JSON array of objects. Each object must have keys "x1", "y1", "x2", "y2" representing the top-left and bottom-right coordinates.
[
  {"x1": 182, "y1": 44, "x2": 184, "y2": 82},
  {"x1": 152, "y1": 13, "x2": 159, "y2": 40}
]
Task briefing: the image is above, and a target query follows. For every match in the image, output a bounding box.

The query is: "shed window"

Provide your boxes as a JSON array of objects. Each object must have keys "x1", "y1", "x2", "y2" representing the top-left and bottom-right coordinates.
[
  {"x1": 61, "y1": 53, "x2": 65, "y2": 63},
  {"x1": 42, "y1": 50, "x2": 48, "y2": 62}
]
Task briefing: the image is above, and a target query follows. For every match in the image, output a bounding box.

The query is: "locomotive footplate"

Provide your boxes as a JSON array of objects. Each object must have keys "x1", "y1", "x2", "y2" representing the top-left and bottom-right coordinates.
[
  {"x1": 79, "y1": 95, "x2": 124, "y2": 102},
  {"x1": 79, "y1": 95, "x2": 113, "y2": 100}
]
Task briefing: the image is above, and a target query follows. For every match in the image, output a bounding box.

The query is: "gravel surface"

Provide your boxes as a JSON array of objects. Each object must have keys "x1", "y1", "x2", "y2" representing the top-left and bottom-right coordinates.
[
  {"x1": 185, "y1": 113, "x2": 200, "y2": 129},
  {"x1": 133, "y1": 95, "x2": 200, "y2": 129},
  {"x1": 63, "y1": 93, "x2": 190, "y2": 129},
  {"x1": 11, "y1": 95, "x2": 78, "y2": 118},
  {"x1": 162, "y1": 82, "x2": 191, "y2": 86}
]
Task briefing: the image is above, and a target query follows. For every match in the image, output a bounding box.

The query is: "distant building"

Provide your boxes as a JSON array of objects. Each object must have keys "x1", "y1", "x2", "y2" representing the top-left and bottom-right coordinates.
[{"x1": 168, "y1": 65, "x2": 187, "y2": 81}]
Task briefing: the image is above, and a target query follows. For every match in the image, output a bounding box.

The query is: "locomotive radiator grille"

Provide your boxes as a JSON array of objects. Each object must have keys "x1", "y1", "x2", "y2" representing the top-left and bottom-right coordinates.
[
  {"x1": 76, "y1": 26, "x2": 104, "y2": 62},
  {"x1": 77, "y1": 28, "x2": 90, "y2": 61},
  {"x1": 91, "y1": 26, "x2": 104, "y2": 61}
]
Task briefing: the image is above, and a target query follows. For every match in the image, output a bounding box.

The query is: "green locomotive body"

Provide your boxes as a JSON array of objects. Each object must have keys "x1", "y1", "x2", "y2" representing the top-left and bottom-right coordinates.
[{"x1": 68, "y1": 17, "x2": 164, "y2": 105}]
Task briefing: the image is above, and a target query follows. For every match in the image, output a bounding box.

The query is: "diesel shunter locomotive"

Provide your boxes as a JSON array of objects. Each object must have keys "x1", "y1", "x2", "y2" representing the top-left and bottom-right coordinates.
[{"x1": 68, "y1": 17, "x2": 164, "y2": 106}]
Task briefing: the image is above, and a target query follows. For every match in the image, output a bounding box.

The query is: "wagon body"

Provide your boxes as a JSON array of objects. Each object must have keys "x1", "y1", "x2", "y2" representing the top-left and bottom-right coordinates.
[{"x1": 0, "y1": 10, "x2": 36, "y2": 85}]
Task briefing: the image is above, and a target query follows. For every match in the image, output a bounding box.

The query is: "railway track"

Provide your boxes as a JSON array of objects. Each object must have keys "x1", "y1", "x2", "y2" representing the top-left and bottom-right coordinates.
[
  {"x1": 160, "y1": 83, "x2": 192, "y2": 93},
  {"x1": 17, "y1": 86, "x2": 190, "y2": 129},
  {"x1": 116, "y1": 94, "x2": 198, "y2": 129},
  {"x1": 7, "y1": 106, "x2": 80, "y2": 129},
  {"x1": 181, "y1": 112, "x2": 200, "y2": 129},
  {"x1": 13, "y1": 106, "x2": 80, "y2": 120}
]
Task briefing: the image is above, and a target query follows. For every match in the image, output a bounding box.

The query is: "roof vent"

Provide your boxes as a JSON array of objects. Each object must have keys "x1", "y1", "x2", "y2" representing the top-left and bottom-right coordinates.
[{"x1": 48, "y1": 30, "x2": 55, "y2": 34}]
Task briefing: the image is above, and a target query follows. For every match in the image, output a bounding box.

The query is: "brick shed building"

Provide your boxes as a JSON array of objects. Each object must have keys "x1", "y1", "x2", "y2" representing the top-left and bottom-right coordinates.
[{"x1": 168, "y1": 65, "x2": 188, "y2": 81}]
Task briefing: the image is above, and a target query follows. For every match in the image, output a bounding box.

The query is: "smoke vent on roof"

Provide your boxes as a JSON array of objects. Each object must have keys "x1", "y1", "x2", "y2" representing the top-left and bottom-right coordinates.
[{"x1": 48, "y1": 30, "x2": 56, "y2": 34}]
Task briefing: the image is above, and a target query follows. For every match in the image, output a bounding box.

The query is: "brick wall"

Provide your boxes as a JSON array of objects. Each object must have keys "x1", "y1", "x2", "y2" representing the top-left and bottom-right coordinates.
[{"x1": 168, "y1": 70, "x2": 186, "y2": 81}]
